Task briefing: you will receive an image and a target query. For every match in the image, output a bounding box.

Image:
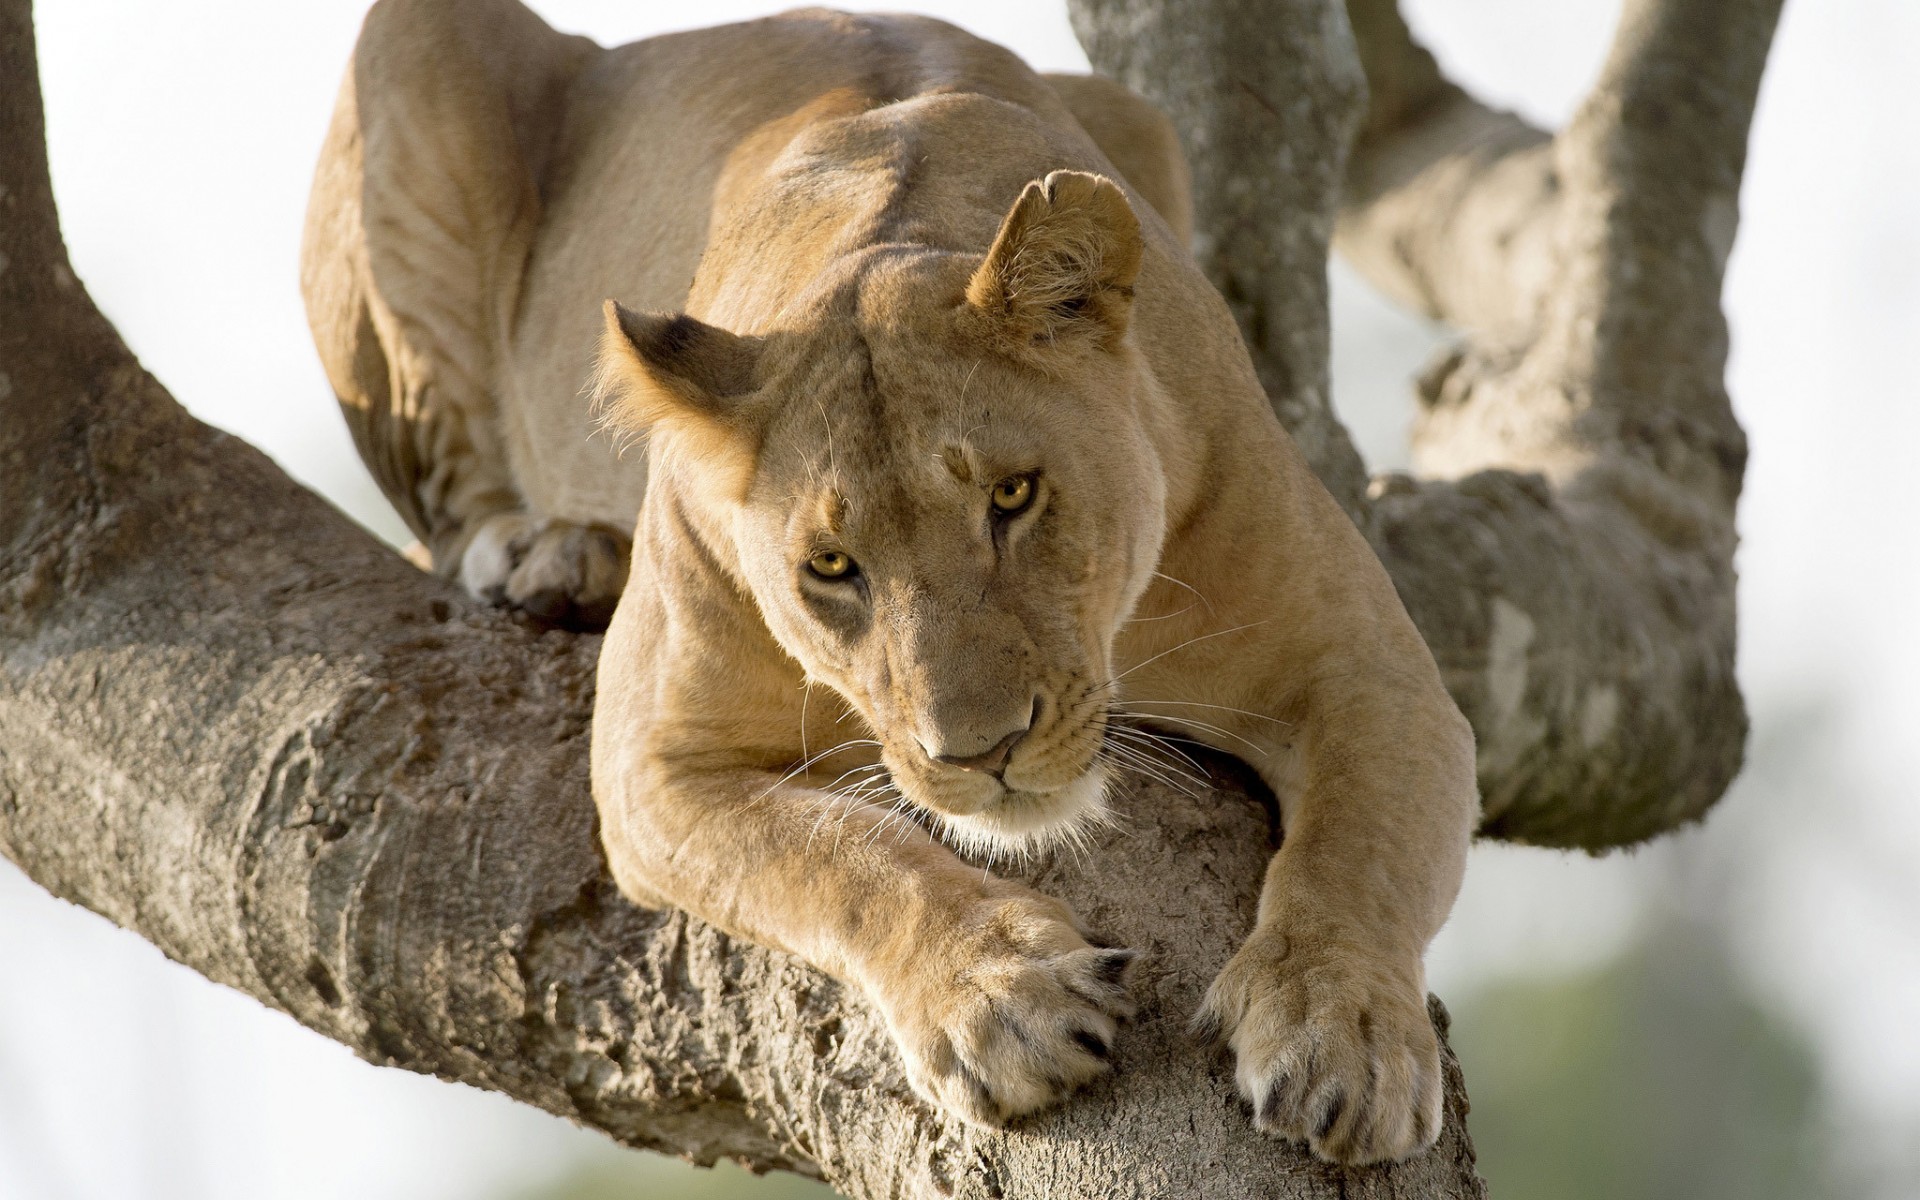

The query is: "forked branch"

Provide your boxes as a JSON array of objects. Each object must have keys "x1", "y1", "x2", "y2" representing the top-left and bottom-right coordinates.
[{"x1": 1074, "y1": 0, "x2": 1781, "y2": 845}]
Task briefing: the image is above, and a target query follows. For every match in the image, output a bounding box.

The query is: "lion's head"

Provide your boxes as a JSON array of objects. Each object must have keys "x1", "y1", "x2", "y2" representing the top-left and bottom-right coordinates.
[{"x1": 597, "y1": 171, "x2": 1164, "y2": 855}]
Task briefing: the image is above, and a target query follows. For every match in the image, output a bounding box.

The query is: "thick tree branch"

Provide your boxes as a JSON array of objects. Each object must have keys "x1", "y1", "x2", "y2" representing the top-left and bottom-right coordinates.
[
  {"x1": 1076, "y1": 0, "x2": 1778, "y2": 846},
  {"x1": 0, "y1": 3, "x2": 1482, "y2": 1196}
]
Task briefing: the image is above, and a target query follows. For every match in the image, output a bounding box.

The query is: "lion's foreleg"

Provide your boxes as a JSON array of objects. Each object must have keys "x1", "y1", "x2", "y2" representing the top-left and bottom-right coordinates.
[
  {"x1": 596, "y1": 763, "x2": 1137, "y2": 1128},
  {"x1": 1192, "y1": 664, "x2": 1476, "y2": 1166}
]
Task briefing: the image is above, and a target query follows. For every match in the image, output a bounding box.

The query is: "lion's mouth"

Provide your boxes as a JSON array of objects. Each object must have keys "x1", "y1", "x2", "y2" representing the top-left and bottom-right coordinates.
[{"x1": 915, "y1": 764, "x2": 1113, "y2": 859}]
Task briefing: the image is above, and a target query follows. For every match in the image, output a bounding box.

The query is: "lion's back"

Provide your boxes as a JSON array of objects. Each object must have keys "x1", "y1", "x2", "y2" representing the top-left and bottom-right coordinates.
[{"x1": 497, "y1": 12, "x2": 1076, "y2": 524}]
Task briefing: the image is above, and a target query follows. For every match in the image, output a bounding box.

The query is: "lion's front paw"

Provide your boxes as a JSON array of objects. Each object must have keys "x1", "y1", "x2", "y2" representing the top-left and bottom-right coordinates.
[
  {"x1": 459, "y1": 513, "x2": 630, "y2": 630},
  {"x1": 1197, "y1": 927, "x2": 1441, "y2": 1166},
  {"x1": 877, "y1": 896, "x2": 1138, "y2": 1128}
]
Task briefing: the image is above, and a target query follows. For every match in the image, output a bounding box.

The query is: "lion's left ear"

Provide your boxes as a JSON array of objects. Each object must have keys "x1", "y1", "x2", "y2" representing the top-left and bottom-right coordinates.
[
  {"x1": 965, "y1": 170, "x2": 1142, "y2": 349},
  {"x1": 594, "y1": 300, "x2": 765, "y2": 437}
]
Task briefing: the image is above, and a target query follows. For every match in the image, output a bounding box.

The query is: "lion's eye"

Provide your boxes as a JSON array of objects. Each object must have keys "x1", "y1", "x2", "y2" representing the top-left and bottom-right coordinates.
[
  {"x1": 990, "y1": 474, "x2": 1035, "y2": 514},
  {"x1": 806, "y1": 550, "x2": 856, "y2": 580}
]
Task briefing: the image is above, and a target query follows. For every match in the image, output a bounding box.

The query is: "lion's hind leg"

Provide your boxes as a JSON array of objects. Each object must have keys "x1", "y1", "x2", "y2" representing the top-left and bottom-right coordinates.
[{"x1": 301, "y1": 0, "x2": 625, "y2": 626}]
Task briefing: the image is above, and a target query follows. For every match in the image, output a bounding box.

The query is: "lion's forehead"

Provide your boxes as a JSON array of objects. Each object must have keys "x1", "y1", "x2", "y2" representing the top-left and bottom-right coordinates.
[
  {"x1": 747, "y1": 297, "x2": 1097, "y2": 562},
  {"x1": 772, "y1": 460, "x2": 939, "y2": 550},
  {"x1": 763, "y1": 362, "x2": 1032, "y2": 492}
]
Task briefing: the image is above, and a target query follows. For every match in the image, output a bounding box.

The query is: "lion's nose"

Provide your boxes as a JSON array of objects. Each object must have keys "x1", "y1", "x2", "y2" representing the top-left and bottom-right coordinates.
[{"x1": 924, "y1": 698, "x2": 1040, "y2": 780}]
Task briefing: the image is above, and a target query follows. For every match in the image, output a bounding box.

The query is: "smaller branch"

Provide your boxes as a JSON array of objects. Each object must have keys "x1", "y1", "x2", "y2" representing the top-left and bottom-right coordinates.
[
  {"x1": 1333, "y1": 0, "x2": 1781, "y2": 844},
  {"x1": 1542, "y1": 0, "x2": 1777, "y2": 510},
  {"x1": 1337, "y1": 0, "x2": 1556, "y2": 335},
  {"x1": 1389, "y1": 0, "x2": 1773, "y2": 506}
]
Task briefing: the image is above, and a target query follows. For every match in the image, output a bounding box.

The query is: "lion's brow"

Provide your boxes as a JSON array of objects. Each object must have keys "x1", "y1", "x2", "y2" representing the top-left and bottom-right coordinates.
[
  {"x1": 934, "y1": 446, "x2": 974, "y2": 483},
  {"x1": 815, "y1": 489, "x2": 849, "y2": 534}
]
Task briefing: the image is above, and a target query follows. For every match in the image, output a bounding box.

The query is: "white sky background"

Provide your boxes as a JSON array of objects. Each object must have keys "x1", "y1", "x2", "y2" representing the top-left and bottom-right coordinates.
[{"x1": 3, "y1": 1, "x2": 1916, "y2": 1197}]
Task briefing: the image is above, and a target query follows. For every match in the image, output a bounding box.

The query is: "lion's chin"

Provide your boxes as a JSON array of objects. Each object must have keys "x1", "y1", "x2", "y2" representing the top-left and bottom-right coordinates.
[{"x1": 929, "y1": 764, "x2": 1113, "y2": 861}]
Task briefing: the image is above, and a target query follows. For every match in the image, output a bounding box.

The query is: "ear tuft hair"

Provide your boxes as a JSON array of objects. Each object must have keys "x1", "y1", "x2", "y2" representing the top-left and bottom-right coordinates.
[
  {"x1": 593, "y1": 301, "x2": 763, "y2": 437},
  {"x1": 965, "y1": 170, "x2": 1142, "y2": 349}
]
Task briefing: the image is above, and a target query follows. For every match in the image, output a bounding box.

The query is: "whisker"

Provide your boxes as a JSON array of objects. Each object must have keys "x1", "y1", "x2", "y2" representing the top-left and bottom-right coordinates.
[
  {"x1": 1099, "y1": 747, "x2": 1202, "y2": 797},
  {"x1": 749, "y1": 738, "x2": 882, "y2": 806},
  {"x1": 1102, "y1": 734, "x2": 1208, "y2": 791},
  {"x1": 1124, "y1": 601, "x2": 1199, "y2": 625},
  {"x1": 859, "y1": 797, "x2": 902, "y2": 847},
  {"x1": 831, "y1": 798, "x2": 865, "y2": 852},
  {"x1": 833, "y1": 773, "x2": 908, "y2": 853},
  {"x1": 957, "y1": 361, "x2": 984, "y2": 407},
  {"x1": 863, "y1": 790, "x2": 918, "y2": 848},
  {"x1": 1104, "y1": 724, "x2": 1211, "y2": 779},
  {"x1": 803, "y1": 781, "x2": 892, "y2": 856},
  {"x1": 1152, "y1": 570, "x2": 1216, "y2": 615},
  {"x1": 1119, "y1": 697, "x2": 1292, "y2": 727},
  {"x1": 1105, "y1": 733, "x2": 1205, "y2": 791},
  {"x1": 816, "y1": 400, "x2": 841, "y2": 480},
  {"x1": 1105, "y1": 621, "x2": 1269, "y2": 687},
  {"x1": 1101, "y1": 726, "x2": 1194, "y2": 772},
  {"x1": 818, "y1": 760, "x2": 890, "y2": 794},
  {"x1": 800, "y1": 677, "x2": 814, "y2": 766},
  {"x1": 892, "y1": 799, "x2": 932, "y2": 847},
  {"x1": 1115, "y1": 710, "x2": 1269, "y2": 757}
]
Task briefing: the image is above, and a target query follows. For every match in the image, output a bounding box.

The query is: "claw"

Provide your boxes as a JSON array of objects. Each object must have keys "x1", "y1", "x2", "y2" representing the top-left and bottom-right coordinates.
[
  {"x1": 955, "y1": 1060, "x2": 998, "y2": 1124},
  {"x1": 884, "y1": 902, "x2": 1139, "y2": 1130},
  {"x1": 1071, "y1": 1028, "x2": 1111, "y2": 1060},
  {"x1": 1256, "y1": 1075, "x2": 1289, "y2": 1127},
  {"x1": 1204, "y1": 931, "x2": 1442, "y2": 1165},
  {"x1": 1314, "y1": 1091, "x2": 1347, "y2": 1140},
  {"x1": 1093, "y1": 947, "x2": 1137, "y2": 987}
]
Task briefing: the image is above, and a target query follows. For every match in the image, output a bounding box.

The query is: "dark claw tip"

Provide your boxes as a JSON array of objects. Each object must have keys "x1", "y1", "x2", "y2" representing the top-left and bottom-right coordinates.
[
  {"x1": 1314, "y1": 1093, "x2": 1347, "y2": 1140},
  {"x1": 1260, "y1": 1076, "x2": 1290, "y2": 1123},
  {"x1": 1094, "y1": 948, "x2": 1138, "y2": 987},
  {"x1": 518, "y1": 588, "x2": 572, "y2": 625},
  {"x1": 1071, "y1": 1028, "x2": 1112, "y2": 1060}
]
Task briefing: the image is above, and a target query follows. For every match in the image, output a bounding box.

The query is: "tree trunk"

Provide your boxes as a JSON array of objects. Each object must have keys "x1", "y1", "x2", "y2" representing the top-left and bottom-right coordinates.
[{"x1": 1, "y1": 0, "x2": 1777, "y2": 1194}]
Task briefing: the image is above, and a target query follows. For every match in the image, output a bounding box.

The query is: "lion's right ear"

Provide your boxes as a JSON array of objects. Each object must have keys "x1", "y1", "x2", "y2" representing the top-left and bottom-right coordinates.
[
  {"x1": 965, "y1": 170, "x2": 1142, "y2": 352},
  {"x1": 594, "y1": 300, "x2": 765, "y2": 437}
]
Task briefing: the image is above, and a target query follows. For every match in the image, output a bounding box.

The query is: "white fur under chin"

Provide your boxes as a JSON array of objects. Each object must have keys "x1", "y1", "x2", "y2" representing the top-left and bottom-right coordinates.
[{"x1": 934, "y1": 764, "x2": 1114, "y2": 862}]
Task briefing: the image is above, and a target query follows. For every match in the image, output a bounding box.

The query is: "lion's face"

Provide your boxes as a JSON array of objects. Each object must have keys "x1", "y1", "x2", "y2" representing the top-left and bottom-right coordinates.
[
  {"x1": 741, "y1": 292, "x2": 1164, "y2": 853},
  {"x1": 600, "y1": 171, "x2": 1159, "y2": 853}
]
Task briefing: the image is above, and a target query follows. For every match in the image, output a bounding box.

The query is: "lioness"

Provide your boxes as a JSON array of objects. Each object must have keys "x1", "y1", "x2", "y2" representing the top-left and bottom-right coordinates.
[{"x1": 303, "y1": 0, "x2": 1477, "y2": 1165}]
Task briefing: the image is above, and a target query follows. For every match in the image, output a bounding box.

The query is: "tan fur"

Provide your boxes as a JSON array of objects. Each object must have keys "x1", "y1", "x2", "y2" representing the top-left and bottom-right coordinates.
[{"x1": 305, "y1": 1, "x2": 1476, "y2": 1166}]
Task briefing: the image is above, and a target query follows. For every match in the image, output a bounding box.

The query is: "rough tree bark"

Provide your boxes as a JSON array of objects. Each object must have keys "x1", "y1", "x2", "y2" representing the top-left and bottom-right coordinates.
[{"x1": 0, "y1": 0, "x2": 1775, "y2": 1196}]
